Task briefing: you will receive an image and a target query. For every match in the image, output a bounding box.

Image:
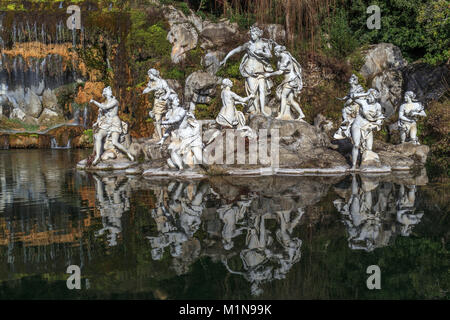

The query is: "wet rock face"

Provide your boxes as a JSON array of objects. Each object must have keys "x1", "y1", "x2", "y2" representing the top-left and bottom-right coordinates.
[{"x1": 24, "y1": 89, "x2": 42, "y2": 118}]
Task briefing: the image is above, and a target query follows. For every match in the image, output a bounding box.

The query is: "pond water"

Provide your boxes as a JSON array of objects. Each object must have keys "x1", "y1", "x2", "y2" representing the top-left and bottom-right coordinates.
[{"x1": 0, "y1": 149, "x2": 448, "y2": 299}]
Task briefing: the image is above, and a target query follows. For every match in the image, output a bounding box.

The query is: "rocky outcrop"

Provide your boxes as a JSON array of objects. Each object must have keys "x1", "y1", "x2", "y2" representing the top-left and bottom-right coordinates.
[
  {"x1": 202, "y1": 50, "x2": 225, "y2": 75},
  {"x1": 360, "y1": 43, "x2": 407, "y2": 79},
  {"x1": 403, "y1": 62, "x2": 450, "y2": 103},
  {"x1": 167, "y1": 23, "x2": 199, "y2": 63},
  {"x1": 184, "y1": 71, "x2": 219, "y2": 104}
]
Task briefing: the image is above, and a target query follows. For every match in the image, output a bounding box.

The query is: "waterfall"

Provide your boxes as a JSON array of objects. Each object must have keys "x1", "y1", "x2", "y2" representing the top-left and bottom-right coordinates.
[
  {"x1": 50, "y1": 137, "x2": 72, "y2": 149},
  {"x1": 83, "y1": 106, "x2": 89, "y2": 128}
]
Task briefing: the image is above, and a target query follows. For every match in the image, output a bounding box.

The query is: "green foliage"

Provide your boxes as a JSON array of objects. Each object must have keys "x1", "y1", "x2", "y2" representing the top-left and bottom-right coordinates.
[
  {"x1": 217, "y1": 60, "x2": 241, "y2": 78},
  {"x1": 342, "y1": 0, "x2": 448, "y2": 64},
  {"x1": 417, "y1": 0, "x2": 450, "y2": 64},
  {"x1": 322, "y1": 8, "x2": 359, "y2": 58},
  {"x1": 83, "y1": 129, "x2": 94, "y2": 144}
]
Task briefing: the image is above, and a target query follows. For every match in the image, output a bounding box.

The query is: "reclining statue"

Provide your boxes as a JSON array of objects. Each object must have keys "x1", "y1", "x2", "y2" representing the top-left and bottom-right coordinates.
[
  {"x1": 89, "y1": 86, "x2": 135, "y2": 165},
  {"x1": 398, "y1": 91, "x2": 426, "y2": 145}
]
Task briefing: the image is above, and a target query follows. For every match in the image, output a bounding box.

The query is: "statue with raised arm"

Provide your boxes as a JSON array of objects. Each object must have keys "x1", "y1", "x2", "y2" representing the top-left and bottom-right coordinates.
[
  {"x1": 142, "y1": 68, "x2": 175, "y2": 140},
  {"x1": 334, "y1": 74, "x2": 365, "y2": 139},
  {"x1": 216, "y1": 78, "x2": 254, "y2": 128},
  {"x1": 219, "y1": 26, "x2": 274, "y2": 116},
  {"x1": 398, "y1": 91, "x2": 426, "y2": 145},
  {"x1": 350, "y1": 88, "x2": 384, "y2": 170},
  {"x1": 264, "y1": 45, "x2": 305, "y2": 121},
  {"x1": 89, "y1": 86, "x2": 134, "y2": 166}
]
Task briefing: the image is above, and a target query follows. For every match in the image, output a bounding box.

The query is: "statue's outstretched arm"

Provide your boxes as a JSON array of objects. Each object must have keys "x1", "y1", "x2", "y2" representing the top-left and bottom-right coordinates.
[{"x1": 220, "y1": 44, "x2": 246, "y2": 66}]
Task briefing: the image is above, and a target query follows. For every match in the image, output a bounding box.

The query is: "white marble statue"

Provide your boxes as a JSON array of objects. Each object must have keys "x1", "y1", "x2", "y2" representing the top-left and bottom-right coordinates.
[
  {"x1": 349, "y1": 88, "x2": 384, "y2": 169},
  {"x1": 142, "y1": 68, "x2": 175, "y2": 140},
  {"x1": 89, "y1": 86, "x2": 135, "y2": 165},
  {"x1": 216, "y1": 78, "x2": 254, "y2": 128},
  {"x1": 334, "y1": 74, "x2": 365, "y2": 139},
  {"x1": 220, "y1": 26, "x2": 274, "y2": 116},
  {"x1": 398, "y1": 91, "x2": 426, "y2": 145},
  {"x1": 396, "y1": 184, "x2": 423, "y2": 236},
  {"x1": 264, "y1": 45, "x2": 305, "y2": 121},
  {"x1": 160, "y1": 93, "x2": 203, "y2": 170}
]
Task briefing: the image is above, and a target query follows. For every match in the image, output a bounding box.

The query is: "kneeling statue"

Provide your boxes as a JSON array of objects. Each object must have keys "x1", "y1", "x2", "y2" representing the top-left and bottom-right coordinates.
[{"x1": 90, "y1": 86, "x2": 135, "y2": 166}]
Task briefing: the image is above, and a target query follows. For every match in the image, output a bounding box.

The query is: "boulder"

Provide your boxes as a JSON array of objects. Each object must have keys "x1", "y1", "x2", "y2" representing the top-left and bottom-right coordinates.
[
  {"x1": 200, "y1": 20, "x2": 239, "y2": 48},
  {"x1": 24, "y1": 89, "x2": 43, "y2": 118},
  {"x1": 42, "y1": 88, "x2": 61, "y2": 112},
  {"x1": 371, "y1": 69, "x2": 403, "y2": 117},
  {"x1": 403, "y1": 62, "x2": 450, "y2": 103},
  {"x1": 360, "y1": 43, "x2": 407, "y2": 79},
  {"x1": 184, "y1": 71, "x2": 219, "y2": 104},
  {"x1": 202, "y1": 50, "x2": 225, "y2": 75},
  {"x1": 167, "y1": 23, "x2": 198, "y2": 63},
  {"x1": 374, "y1": 140, "x2": 430, "y2": 169},
  {"x1": 9, "y1": 107, "x2": 27, "y2": 121},
  {"x1": 38, "y1": 108, "x2": 64, "y2": 126}
]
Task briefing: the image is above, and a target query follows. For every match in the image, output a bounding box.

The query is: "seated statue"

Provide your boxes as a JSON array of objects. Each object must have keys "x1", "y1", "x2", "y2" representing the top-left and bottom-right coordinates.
[
  {"x1": 264, "y1": 45, "x2": 305, "y2": 121},
  {"x1": 160, "y1": 93, "x2": 203, "y2": 170},
  {"x1": 334, "y1": 74, "x2": 365, "y2": 139},
  {"x1": 398, "y1": 91, "x2": 426, "y2": 145},
  {"x1": 89, "y1": 86, "x2": 134, "y2": 166},
  {"x1": 216, "y1": 78, "x2": 253, "y2": 128},
  {"x1": 142, "y1": 68, "x2": 175, "y2": 140},
  {"x1": 350, "y1": 88, "x2": 384, "y2": 169}
]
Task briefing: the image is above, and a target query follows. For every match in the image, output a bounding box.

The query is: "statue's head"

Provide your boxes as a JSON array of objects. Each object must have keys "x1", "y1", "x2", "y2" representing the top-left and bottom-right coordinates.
[
  {"x1": 222, "y1": 78, "x2": 233, "y2": 89},
  {"x1": 102, "y1": 86, "x2": 113, "y2": 98},
  {"x1": 367, "y1": 88, "x2": 380, "y2": 102},
  {"x1": 168, "y1": 93, "x2": 180, "y2": 108},
  {"x1": 349, "y1": 74, "x2": 359, "y2": 85},
  {"x1": 404, "y1": 91, "x2": 415, "y2": 102},
  {"x1": 274, "y1": 45, "x2": 286, "y2": 56},
  {"x1": 147, "y1": 68, "x2": 160, "y2": 80},
  {"x1": 249, "y1": 26, "x2": 263, "y2": 41}
]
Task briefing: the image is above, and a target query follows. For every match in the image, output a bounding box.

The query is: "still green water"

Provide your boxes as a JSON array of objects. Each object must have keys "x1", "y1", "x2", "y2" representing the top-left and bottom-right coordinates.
[{"x1": 0, "y1": 149, "x2": 448, "y2": 299}]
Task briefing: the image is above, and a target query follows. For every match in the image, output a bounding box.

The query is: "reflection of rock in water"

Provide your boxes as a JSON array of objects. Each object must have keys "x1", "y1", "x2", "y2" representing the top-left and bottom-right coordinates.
[
  {"x1": 93, "y1": 174, "x2": 130, "y2": 247},
  {"x1": 334, "y1": 174, "x2": 424, "y2": 252}
]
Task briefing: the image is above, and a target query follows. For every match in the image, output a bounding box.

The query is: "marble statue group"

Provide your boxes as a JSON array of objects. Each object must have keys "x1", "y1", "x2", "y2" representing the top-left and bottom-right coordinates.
[{"x1": 82, "y1": 25, "x2": 427, "y2": 173}]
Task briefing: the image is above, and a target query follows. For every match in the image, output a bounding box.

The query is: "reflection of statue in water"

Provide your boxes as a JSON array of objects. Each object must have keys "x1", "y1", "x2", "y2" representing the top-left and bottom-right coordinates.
[
  {"x1": 396, "y1": 184, "x2": 423, "y2": 236},
  {"x1": 218, "y1": 198, "x2": 252, "y2": 250},
  {"x1": 334, "y1": 74, "x2": 365, "y2": 140},
  {"x1": 273, "y1": 208, "x2": 303, "y2": 280},
  {"x1": 264, "y1": 45, "x2": 305, "y2": 121},
  {"x1": 142, "y1": 68, "x2": 175, "y2": 140},
  {"x1": 147, "y1": 181, "x2": 209, "y2": 273},
  {"x1": 334, "y1": 175, "x2": 424, "y2": 251},
  {"x1": 93, "y1": 174, "x2": 129, "y2": 247},
  {"x1": 220, "y1": 26, "x2": 274, "y2": 116},
  {"x1": 334, "y1": 175, "x2": 386, "y2": 252},
  {"x1": 398, "y1": 91, "x2": 426, "y2": 145},
  {"x1": 89, "y1": 87, "x2": 135, "y2": 165}
]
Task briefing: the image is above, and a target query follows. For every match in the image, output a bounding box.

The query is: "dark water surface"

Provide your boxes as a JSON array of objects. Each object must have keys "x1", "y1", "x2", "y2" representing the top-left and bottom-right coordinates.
[{"x1": 0, "y1": 149, "x2": 448, "y2": 299}]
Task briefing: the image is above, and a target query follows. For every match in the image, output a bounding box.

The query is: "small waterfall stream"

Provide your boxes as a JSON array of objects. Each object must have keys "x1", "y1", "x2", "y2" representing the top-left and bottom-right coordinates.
[{"x1": 50, "y1": 137, "x2": 71, "y2": 149}]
